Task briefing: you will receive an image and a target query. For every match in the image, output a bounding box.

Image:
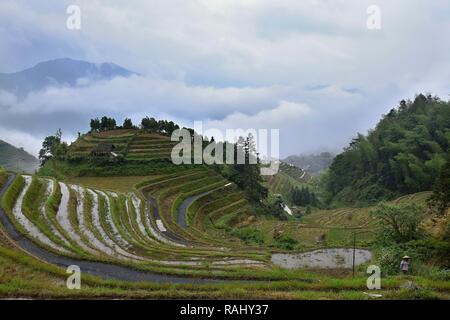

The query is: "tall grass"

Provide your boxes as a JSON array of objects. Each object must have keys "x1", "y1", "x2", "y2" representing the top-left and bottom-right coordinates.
[
  {"x1": 1, "y1": 175, "x2": 25, "y2": 213},
  {"x1": 0, "y1": 166, "x2": 8, "y2": 189}
]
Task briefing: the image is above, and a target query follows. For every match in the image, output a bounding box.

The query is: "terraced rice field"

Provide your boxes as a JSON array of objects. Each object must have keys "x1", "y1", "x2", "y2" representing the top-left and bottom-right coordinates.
[
  {"x1": 265, "y1": 170, "x2": 309, "y2": 202},
  {"x1": 278, "y1": 162, "x2": 310, "y2": 182},
  {"x1": 67, "y1": 130, "x2": 135, "y2": 160},
  {"x1": 126, "y1": 133, "x2": 177, "y2": 161},
  {"x1": 1, "y1": 170, "x2": 449, "y2": 299},
  {"x1": 1, "y1": 168, "x2": 278, "y2": 280},
  {"x1": 68, "y1": 130, "x2": 177, "y2": 161}
]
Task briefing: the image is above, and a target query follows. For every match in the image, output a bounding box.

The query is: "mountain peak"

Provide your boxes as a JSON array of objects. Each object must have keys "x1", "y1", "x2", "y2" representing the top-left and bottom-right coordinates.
[{"x1": 0, "y1": 58, "x2": 135, "y2": 97}]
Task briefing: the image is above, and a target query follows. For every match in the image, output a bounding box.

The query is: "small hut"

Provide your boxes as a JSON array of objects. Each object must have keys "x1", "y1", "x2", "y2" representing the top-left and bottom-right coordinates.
[{"x1": 91, "y1": 143, "x2": 115, "y2": 157}]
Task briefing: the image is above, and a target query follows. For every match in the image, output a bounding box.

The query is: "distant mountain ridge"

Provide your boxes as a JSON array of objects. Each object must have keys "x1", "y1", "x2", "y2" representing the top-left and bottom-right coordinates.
[
  {"x1": 283, "y1": 152, "x2": 334, "y2": 176},
  {"x1": 0, "y1": 58, "x2": 135, "y2": 97},
  {"x1": 0, "y1": 140, "x2": 39, "y2": 173}
]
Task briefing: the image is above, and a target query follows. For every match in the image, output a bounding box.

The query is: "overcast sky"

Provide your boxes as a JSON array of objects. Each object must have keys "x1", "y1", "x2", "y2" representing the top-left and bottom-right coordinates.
[{"x1": 0, "y1": 0, "x2": 449, "y2": 157}]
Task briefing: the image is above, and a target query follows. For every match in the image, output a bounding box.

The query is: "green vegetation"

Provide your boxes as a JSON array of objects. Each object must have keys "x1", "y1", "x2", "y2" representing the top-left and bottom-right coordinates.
[
  {"x1": 290, "y1": 186, "x2": 319, "y2": 207},
  {"x1": 370, "y1": 202, "x2": 450, "y2": 277},
  {"x1": 0, "y1": 166, "x2": 7, "y2": 189},
  {"x1": 325, "y1": 94, "x2": 450, "y2": 205},
  {"x1": 428, "y1": 155, "x2": 450, "y2": 216},
  {"x1": 38, "y1": 129, "x2": 68, "y2": 165},
  {"x1": 1, "y1": 174, "x2": 24, "y2": 214}
]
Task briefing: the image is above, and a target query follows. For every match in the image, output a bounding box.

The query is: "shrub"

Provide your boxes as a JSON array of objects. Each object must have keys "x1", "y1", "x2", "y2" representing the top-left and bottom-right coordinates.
[
  {"x1": 272, "y1": 234, "x2": 298, "y2": 250},
  {"x1": 231, "y1": 227, "x2": 265, "y2": 245},
  {"x1": 370, "y1": 202, "x2": 425, "y2": 243}
]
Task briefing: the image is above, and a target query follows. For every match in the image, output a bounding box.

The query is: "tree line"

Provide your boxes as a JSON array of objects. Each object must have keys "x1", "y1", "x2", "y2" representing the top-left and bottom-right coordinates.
[
  {"x1": 89, "y1": 116, "x2": 180, "y2": 135},
  {"x1": 290, "y1": 186, "x2": 319, "y2": 207},
  {"x1": 210, "y1": 134, "x2": 268, "y2": 202}
]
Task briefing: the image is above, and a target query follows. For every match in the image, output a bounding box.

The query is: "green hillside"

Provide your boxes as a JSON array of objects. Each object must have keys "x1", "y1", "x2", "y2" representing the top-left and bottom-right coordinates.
[
  {"x1": 325, "y1": 94, "x2": 450, "y2": 205},
  {"x1": 0, "y1": 140, "x2": 39, "y2": 173}
]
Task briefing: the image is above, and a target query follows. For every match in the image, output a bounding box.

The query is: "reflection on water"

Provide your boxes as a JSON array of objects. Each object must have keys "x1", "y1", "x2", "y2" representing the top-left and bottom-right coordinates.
[{"x1": 272, "y1": 248, "x2": 372, "y2": 269}]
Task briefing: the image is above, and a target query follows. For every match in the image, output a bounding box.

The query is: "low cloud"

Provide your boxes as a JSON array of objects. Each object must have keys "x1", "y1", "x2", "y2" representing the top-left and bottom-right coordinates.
[
  {"x1": 0, "y1": 0, "x2": 449, "y2": 157},
  {"x1": 0, "y1": 126, "x2": 43, "y2": 157},
  {"x1": 0, "y1": 74, "x2": 380, "y2": 157}
]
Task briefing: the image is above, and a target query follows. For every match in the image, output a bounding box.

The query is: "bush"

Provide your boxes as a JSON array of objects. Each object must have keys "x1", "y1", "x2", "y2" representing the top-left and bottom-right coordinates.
[
  {"x1": 272, "y1": 234, "x2": 298, "y2": 250},
  {"x1": 374, "y1": 237, "x2": 450, "y2": 277},
  {"x1": 231, "y1": 227, "x2": 265, "y2": 245},
  {"x1": 370, "y1": 202, "x2": 425, "y2": 243},
  {"x1": 375, "y1": 245, "x2": 405, "y2": 276}
]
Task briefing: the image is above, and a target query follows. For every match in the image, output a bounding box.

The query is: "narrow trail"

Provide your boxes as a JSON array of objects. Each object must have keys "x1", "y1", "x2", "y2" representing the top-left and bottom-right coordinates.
[
  {"x1": 177, "y1": 191, "x2": 212, "y2": 228},
  {"x1": 0, "y1": 174, "x2": 215, "y2": 284},
  {"x1": 176, "y1": 183, "x2": 234, "y2": 230}
]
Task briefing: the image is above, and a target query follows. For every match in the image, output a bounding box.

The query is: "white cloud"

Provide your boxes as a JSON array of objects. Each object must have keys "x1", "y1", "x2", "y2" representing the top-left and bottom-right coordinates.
[
  {"x1": 205, "y1": 100, "x2": 311, "y2": 131},
  {"x1": 0, "y1": 126, "x2": 42, "y2": 157},
  {"x1": 0, "y1": 0, "x2": 449, "y2": 157}
]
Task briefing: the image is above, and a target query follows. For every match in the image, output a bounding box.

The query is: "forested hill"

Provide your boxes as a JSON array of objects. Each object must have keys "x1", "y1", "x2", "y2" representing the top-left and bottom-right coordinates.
[
  {"x1": 325, "y1": 94, "x2": 450, "y2": 205},
  {"x1": 0, "y1": 140, "x2": 39, "y2": 173}
]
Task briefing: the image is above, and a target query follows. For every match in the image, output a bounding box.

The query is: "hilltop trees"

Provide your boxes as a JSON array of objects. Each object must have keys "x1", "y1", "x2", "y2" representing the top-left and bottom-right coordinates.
[
  {"x1": 326, "y1": 94, "x2": 450, "y2": 204},
  {"x1": 90, "y1": 118, "x2": 101, "y2": 132},
  {"x1": 159, "y1": 120, "x2": 178, "y2": 134},
  {"x1": 140, "y1": 117, "x2": 180, "y2": 134},
  {"x1": 141, "y1": 117, "x2": 158, "y2": 132},
  {"x1": 123, "y1": 118, "x2": 134, "y2": 129},
  {"x1": 89, "y1": 115, "x2": 181, "y2": 134},
  {"x1": 38, "y1": 129, "x2": 68, "y2": 165},
  {"x1": 89, "y1": 116, "x2": 117, "y2": 132},
  {"x1": 100, "y1": 116, "x2": 117, "y2": 131}
]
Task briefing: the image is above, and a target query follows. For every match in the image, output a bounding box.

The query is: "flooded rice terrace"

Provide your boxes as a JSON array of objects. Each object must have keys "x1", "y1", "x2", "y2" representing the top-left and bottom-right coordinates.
[{"x1": 271, "y1": 248, "x2": 372, "y2": 269}]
